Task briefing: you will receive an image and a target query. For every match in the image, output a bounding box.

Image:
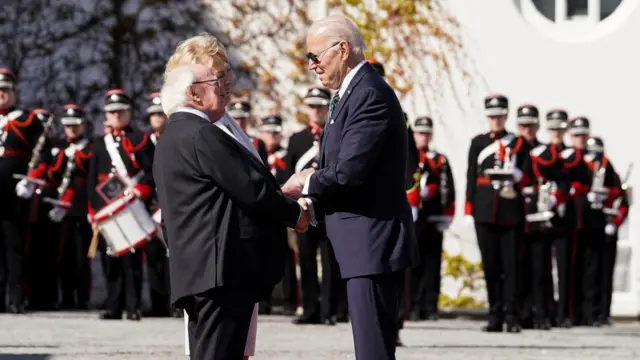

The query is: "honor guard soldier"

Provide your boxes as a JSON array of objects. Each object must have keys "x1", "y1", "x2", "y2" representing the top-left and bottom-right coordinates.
[
  {"x1": 519, "y1": 106, "x2": 571, "y2": 329},
  {"x1": 258, "y1": 114, "x2": 297, "y2": 316},
  {"x1": 465, "y1": 94, "x2": 533, "y2": 333},
  {"x1": 286, "y1": 86, "x2": 344, "y2": 325},
  {"x1": 408, "y1": 116, "x2": 455, "y2": 322},
  {"x1": 227, "y1": 100, "x2": 268, "y2": 164},
  {"x1": 24, "y1": 104, "x2": 93, "y2": 309},
  {"x1": 563, "y1": 117, "x2": 620, "y2": 326},
  {"x1": 87, "y1": 89, "x2": 155, "y2": 321},
  {"x1": 144, "y1": 92, "x2": 173, "y2": 317},
  {"x1": 542, "y1": 109, "x2": 574, "y2": 328},
  {"x1": 0, "y1": 68, "x2": 45, "y2": 313},
  {"x1": 600, "y1": 137, "x2": 633, "y2": 325}
]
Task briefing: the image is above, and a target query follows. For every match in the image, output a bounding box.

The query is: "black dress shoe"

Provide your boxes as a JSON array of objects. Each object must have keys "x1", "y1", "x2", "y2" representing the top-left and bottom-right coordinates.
[
  {"x1": 173, "y1": 309, "x2": 184, "y2": 318},
  {"x1": 482, "y1": 321, "x2": 503, "y2": 332},
  {"x1": 396, "y1": 333, "x2": 404, "y2": 347},
  {"x1": 426, "y1": 313, "x2": 439, "y2": 321},
  {"x1": 100, "y1": 311, "x2": 123, "y2": 320},
  {"x1": 533, "y1": 319, "x2": 552, "y2": 330},
  {"x1": 558, "y1": 318, "x2": 572, "y2": 328},
  {"x1": 407, "y1": 311, "x2": 421, "y2": 322},
  {"x1": 323, "y1": 316, "x2": 336, "y2": 325},
  {"x1": 292, "y1": 314, "x2": 322, "y2": 325},
  {"x1": 335, "y1": 314, "x2": 349, "y2": 323},
  {"x1": 8, "y1": 304, "x2": 26, "y2": 314},
  {"x1": 520, "y1": 318, "x2": 534, "y2": 329},
  {"x1": 126, "y1": 311, "x2": 142, "y2": 321},
  {"x1": 506, "y1": 322, "x2": 522, "y2": 333}
]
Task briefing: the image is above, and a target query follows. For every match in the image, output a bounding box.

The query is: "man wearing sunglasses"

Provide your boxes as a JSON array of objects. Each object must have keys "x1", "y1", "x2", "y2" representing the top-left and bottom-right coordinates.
[{"x1": 282, "y1": 14, "x2": 418, "y2": 360}]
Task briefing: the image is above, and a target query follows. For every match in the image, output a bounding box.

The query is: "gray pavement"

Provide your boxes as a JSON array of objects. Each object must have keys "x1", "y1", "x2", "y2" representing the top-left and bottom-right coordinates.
[{"x1": 1, "y1": 312, "x2": 640, "y2": 359}]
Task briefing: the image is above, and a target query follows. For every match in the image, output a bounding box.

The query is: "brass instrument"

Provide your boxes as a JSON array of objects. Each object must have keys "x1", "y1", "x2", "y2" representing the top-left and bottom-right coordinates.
[
  {"x1": 12, "y1": 112, "x2": 55, "y2": 186},
  {"x1": 43, "y1": 146, "x2": 77, "y2": 208},
  {"x1": 484, "y1": 146, "x2": 517, "y2": 199},
  {"x1": 525, "y1": 177, "x2": 556, "y2": 228},
  {"x1": 588, "y1": 160, "x2": 608, "y2": 210}
]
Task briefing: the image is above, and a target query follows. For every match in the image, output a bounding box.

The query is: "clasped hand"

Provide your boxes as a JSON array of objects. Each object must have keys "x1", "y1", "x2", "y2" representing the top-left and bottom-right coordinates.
[
  {"x1": 296, "y1": 198, "x2": 311, "y2": 233},
  {"x1": 282, "y1": 168, "x2": 314, "y2": 199}
]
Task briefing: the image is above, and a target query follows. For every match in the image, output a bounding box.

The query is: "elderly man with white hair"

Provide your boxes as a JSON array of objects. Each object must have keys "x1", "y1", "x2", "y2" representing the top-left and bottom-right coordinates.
[
  {"x1": 152, "y1": 33, "x2": 311, "y2": 360},
  {"x1": 282, "y1": 14, "x2": 419, "y2": 360}
]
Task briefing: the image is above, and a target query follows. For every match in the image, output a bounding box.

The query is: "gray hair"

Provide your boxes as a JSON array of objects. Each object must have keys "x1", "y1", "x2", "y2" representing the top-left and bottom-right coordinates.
[
  {"x1": 307, "y1": 14, "x2": 366, "y2": 56},
  {"x1": 160, "y1": 65, "x2": 197, "y2": 116}
]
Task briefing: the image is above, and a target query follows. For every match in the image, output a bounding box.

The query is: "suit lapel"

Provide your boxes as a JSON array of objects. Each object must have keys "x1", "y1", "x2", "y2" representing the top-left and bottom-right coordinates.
[{"x1": 320, "y1": 63, "x2": 374, "y2": 166}]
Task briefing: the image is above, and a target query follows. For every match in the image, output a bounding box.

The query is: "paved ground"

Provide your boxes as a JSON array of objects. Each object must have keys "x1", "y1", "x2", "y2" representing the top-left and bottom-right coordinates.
[{"x1": 1, "y1": 313, "x2": 640, "y2": 359}]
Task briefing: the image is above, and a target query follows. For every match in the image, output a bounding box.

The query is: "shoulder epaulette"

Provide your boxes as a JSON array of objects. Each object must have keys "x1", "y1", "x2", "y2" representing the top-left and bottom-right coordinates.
[
  {"x1": 531, "y1": 144, "x2": 547, "y2": 157},
  {"x1": 560, "y1": 148, "x2": 575, "y2": 159}
]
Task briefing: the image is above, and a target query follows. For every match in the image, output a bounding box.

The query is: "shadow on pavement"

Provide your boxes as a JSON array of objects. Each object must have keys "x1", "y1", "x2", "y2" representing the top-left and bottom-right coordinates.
[
  {"x1": 0, "y1": 355, "x2": 51, "y2": 360},
  {"x1": 409, "y1": 344, "x2": 615, "y2": 350}
]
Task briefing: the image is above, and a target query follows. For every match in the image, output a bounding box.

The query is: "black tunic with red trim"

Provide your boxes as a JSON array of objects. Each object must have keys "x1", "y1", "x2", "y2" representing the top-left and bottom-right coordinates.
[
  {"x1": 522, "y1": 141, "x2": 571, "y2": 231},
  {"x1": 0, "y1": 108, "x2": 45, "y2": 218},
  {"x1": 607, "y1": 170, "x2": 629, "y2": 229},
  {"x1": 267, "y1": 145, "x2": 288, "y2": 186},
  {"x1": 465, "y1": 131, "x2": 533, "y2": 225},
  {"x1": 414, "y1": 150, "x2": 456, "y2": 222},
  {"x1": 560, "y1": 148, "x2": 621, "y2": 229},
  {"x1": 27, "y1": 138, "x2": 93, "y2": 217},
  {"x1": 87, "y1": 126, "x2": 155, "y2": 221}
]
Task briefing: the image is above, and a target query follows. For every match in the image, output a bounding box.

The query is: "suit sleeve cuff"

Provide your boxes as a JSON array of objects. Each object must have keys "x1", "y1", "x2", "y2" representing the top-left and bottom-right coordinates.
[
  {"x1": 302, "y1": 174, "x2": 312, "y2": 196},
  {"x1": 303, "y1": 198, "x2": 317, "y2": 227}
]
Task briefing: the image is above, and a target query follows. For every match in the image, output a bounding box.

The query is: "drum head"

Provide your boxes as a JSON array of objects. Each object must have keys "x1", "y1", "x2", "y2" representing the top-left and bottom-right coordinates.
[{"x1": 95, "y1": 192, "x2": 135, "y2": 221}]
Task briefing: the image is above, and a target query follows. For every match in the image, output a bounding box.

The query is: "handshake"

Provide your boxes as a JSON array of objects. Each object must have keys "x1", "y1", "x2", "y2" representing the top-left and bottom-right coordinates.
[{"x1": 282, "y1": 168, "x2": 315, "y2": 233}]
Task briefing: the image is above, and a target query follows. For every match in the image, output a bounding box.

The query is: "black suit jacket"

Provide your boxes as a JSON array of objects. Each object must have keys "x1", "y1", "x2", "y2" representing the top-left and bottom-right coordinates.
[
  {"x1": 153, "y1": 111, "x2": 301, "y2": 306},
  {"x1": 306, "y1": 63, "x2": 419, "y2": 278}
]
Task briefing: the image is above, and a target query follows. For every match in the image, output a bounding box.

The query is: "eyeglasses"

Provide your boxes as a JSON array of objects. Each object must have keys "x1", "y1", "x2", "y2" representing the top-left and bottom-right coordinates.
[
  {"x1": 306, "y1": 42, "x2": 341, "y2": 64},
  {"x1": 192, "y1": 69, "x2": 231, "y2": 87}
]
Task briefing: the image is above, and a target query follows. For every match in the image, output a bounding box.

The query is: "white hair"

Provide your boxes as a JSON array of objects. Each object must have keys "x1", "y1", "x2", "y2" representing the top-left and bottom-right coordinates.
[
  {"x1": 160, "y1": 65, "x2": 196, "y2": 116},
  {"x1": 307, "y1": 14, "x2": 366, "y2": 56}
]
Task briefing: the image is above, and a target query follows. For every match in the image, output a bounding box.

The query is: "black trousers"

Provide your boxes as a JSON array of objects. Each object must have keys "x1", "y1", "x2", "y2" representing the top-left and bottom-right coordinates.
[
  {"x1": 527, "y1": 232, "x2": 553, "y2": 319},
  {"x1": 0, "y1": 218, "x2": 28, "y2": 308},
  {"x1": 184, "y1": 288, "x2": 254, "y2": 360},
  {"x1": 59, "y1": 216, "x2": 92, "y2": 308},
  {"x1": 145, "y1": 237, "x2": 171, "y2": 316},
  {"x1": 553, "y1": 231, "x2": 574, "y2": 321},
  {"x1": 347, "y1": 272, "x2": 401, "y2": 360},
  {"x1": 410, "y1": 221, "x2": 443, "y2": 315},
  {"x1": 600, "y1": 232, "x2": 618, "y2": 320},
  {"x1": 297, "y1": 224, "x2": 341, "y2": 318},
  {"x1": 100, "y1": 236, "x2": 143, "y2": 314},
  {"x1": 475, "y1": 223, "x2": 519, "y2": 321},
  {"x1": 574, "y1": 228, "x2": 605, "y2": 323},
  {"x1": 27, "y1": 214, "x2": 60, "y2": 310}
]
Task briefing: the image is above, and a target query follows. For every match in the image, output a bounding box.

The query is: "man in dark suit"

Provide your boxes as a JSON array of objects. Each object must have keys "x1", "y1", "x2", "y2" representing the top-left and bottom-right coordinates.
[
  {"x1": 283, "y1": 15, "x2": 419, "y2": 360},
  {"x1": 153, "y1": 34, "x2": 310, "y2": 360}
]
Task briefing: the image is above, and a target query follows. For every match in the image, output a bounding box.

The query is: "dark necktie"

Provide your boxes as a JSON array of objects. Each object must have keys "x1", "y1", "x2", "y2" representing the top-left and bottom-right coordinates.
[{"x1": 325, "y1": 93, "x2": 341, "y2": 130}]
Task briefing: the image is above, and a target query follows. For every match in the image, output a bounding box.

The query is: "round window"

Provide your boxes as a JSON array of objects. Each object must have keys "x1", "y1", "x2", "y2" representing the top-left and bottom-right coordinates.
[{"x1": 514, "y1": 0, "x2": 638, "y2": 42}]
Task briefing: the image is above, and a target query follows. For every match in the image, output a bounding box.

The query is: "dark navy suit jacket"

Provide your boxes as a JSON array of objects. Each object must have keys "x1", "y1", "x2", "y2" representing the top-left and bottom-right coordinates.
[{"x1": 306, "y1": 62, "x2": 419, "y2": 279}]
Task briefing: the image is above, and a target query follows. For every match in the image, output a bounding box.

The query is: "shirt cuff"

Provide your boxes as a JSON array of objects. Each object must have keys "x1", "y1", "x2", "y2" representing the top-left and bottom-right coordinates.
[
  {"x1": 302, "y1": 174, "x2": 312, "y2": 196},
  {"x1": 303, "y1": 198, "x2": 317, "y2": 226}
]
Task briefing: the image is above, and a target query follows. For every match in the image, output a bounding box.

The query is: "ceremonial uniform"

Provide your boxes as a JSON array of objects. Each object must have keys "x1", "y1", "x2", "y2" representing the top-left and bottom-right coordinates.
[
  {"x1": 23, "y1": 105, "x2": 93, "y2": 309},
  {"x1": 286, "y1": 87, "x2": 343, "y2": 324},
  {"x1": 260, "y1": 114, "x2": 297, "y2": 315},
  {"x1": 600, "y1": 157, "x2": 629, "y2": 324},
  {"x1": 408, "y1": 117, "x2": 455, "y2": 320},
  {"x1": 563, "y1": 118, "x2": 621, "y2": 325},
  {"x1": 227, "y1": 101, "x2": 268, "y2": 164},
  {"x1": 144, "y1": 92, "x2": 172, "y2": 317},
  {"x1": 87, "y1": 90, "x2": 155, "y2": 320},
  {"x1": 465, "y1": 95, "x2": 532, "y2": 332},
  {"x1": 518, "y1": 106, "x2": 570, "y2": 329},
  {"x1": 0, "y1": 69, "x2": 45, "y2": 313}
]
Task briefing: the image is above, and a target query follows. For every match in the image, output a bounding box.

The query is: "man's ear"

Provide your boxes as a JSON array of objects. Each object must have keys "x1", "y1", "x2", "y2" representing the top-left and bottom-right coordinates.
[{"x1": 186, "y1": 85, "x2": 200, "y2": 104}]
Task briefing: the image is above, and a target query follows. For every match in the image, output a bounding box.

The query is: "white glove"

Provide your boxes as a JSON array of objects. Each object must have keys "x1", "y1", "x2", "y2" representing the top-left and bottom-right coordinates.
[
  {"x1": 411, "y1": 206, "x2": 419, "y2": 222},
  {"x1": 15, "y1": 178, "x2": 35, "y2": 199},
  {"x1": 587, "y1": 191, "x2": 596, "y2": 203},
  {"x1": 605, "y1": 224, "x2": 617, "y2": 236},
  {"x1": 152, "y1": 209, "x2": 162, "y2": 224},
  {"x1": 48, "y1": 207, "x2": 67, "y2": 223},
  {"x1": 463, "y1": 214, "x2": 474, "y2": 228},
  {"x1": 513, "y1": 167, "x2": 523, "y2": 183},
  {"x1": 548, "y1": 195, "x2": 558, "y2": 208},
  {"x1": 87, "y1": 214, "x2": 94, "y2": 224},
  {"x1": 419, "y1": 173, "x2": 430, "y2": 199}
]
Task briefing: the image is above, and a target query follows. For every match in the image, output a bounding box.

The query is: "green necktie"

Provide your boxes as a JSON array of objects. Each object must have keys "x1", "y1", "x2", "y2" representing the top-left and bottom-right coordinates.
[{"x1": 325, "y1": 93, "x2": 341, "y2": 130}]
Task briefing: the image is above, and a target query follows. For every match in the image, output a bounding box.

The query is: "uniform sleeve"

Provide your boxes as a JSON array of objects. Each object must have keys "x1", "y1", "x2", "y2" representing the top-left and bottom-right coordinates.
[
  {"x1": 465, "y1": 140, "x2": 478, "y2": 215},
  {"x1": 284, "y1": 135, "x2": 298, "y2": 179},
  {"x1": 443, "y1": 155, "x2": 456, "y2": 216},
  {"x1": 515, "y1": 138, "x2": 532, "y2": 187},
  {"x1": 604, "y1": 159, "x2": 622, "y2": 201},
  {"x1": 552, "y1": 153, "x2": 571, "y2": 205},
  {"x1": 129, "y1": 134, "x2": 155, "y2": 201},
  {"x1": 87, "y1": 148, "x2": 98, "y2": 221}
]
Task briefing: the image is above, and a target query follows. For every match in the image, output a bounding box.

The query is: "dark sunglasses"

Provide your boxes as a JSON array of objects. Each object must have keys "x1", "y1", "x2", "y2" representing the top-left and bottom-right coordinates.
[{"x1": 306, "y1": 42, "x2": 341, "y2": 64}]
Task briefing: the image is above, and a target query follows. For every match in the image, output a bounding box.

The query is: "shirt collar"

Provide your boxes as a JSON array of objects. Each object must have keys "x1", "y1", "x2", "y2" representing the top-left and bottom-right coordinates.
[
  {"x1": 338, "y1": 60, "x2": 367, "y2": 99},
  {"x1": 175, "y1": 107, "x2": 215, "y2": 122}
]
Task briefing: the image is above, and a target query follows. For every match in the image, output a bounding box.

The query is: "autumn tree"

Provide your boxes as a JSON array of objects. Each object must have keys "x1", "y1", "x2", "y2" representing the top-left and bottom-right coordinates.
[{"x1": 203, "y1": 0, "x2": 478, "y2": 130}]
